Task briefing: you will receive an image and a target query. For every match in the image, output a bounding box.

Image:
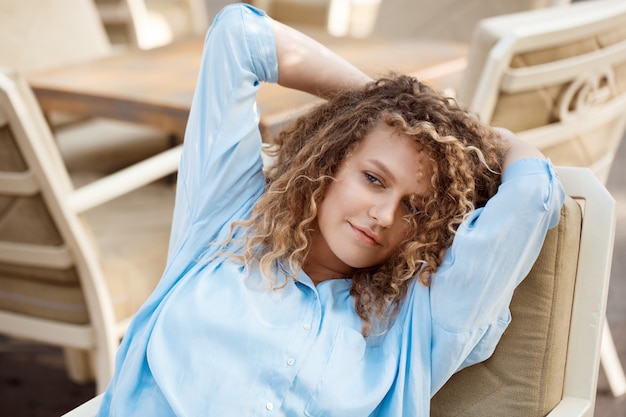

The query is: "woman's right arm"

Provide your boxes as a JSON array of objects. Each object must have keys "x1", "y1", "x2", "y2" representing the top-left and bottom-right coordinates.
[
  {"x1": 269, "y1": 19, "x2": 372, "y2": 98},
  {"x1": 168, "y1": 4, "x2": 279, "y2": 260}
]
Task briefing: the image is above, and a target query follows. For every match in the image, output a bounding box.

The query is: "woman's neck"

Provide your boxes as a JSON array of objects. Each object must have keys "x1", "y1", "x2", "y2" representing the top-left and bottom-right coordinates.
[{"x1": 302, "y1": 262, "x2": 350, "y2": 285}]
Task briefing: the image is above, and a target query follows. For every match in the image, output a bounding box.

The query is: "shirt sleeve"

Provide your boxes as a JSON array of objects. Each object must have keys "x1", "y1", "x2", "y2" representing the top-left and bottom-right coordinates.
[
  {"x1": 428, "y1": 157, "x2": 565, "y2": 395},
  {"x1": 167, "y1": 4, "x2": 278, "y2": 260}
]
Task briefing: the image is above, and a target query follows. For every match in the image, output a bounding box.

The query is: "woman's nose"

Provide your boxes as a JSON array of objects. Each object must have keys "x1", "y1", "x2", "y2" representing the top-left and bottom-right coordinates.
[{"x1": 369, "y1": 198, "x2": 397, "y2": 228}]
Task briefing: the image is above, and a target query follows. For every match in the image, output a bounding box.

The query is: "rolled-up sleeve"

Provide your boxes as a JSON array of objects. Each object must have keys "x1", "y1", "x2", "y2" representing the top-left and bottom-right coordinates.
[
  {"x1": 429, "y1": 157, "x2": 565, "y2": 394},
  {"x1": 168, "y1": 4, "x2": 278, "y2": 260}
]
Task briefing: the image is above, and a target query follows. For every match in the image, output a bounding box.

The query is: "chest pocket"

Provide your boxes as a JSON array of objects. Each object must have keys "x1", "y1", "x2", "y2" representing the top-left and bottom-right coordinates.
[{"x1": 304, "y1": 324, "x2": 400, "y2": 417}]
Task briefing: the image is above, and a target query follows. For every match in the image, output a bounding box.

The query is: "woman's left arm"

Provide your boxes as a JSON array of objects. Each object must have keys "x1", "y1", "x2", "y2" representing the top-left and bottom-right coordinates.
[{"x1": 428, "y1": 130, "x2": 566, "y2": 394}]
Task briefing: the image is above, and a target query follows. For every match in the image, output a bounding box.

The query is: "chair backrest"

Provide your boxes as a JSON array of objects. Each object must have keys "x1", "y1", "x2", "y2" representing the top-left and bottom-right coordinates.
[
  {"x1": 0, "y1": 65, "x2": 119, "y2": 354},
  {"x1": 431, "y1": 166, "x2": 616, "y2": 416},
  {"x1": 0, "y1": 66, "x2": 180, "y2": 393},
  {"x1": 460, "y1": 0, "x2": 626, "y2": 184},
  {"x1": 371, "y1": 0, "x2": 570, "y2": 42},
  {"x1": 0, "y1": 0, "x2": 111, "y2": 71}
]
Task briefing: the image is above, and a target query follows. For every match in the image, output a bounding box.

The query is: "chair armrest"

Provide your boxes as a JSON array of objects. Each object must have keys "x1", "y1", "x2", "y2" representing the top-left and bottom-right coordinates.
[
  {"x1": 68, "y1": 144, "x2": 182, "y2": 213},
  {"x1": 545, "y1": 397, "x2": 592, "y2": 417},
  {"x1": 61, "y1": 394, "x2": 104, "y2": 417}
]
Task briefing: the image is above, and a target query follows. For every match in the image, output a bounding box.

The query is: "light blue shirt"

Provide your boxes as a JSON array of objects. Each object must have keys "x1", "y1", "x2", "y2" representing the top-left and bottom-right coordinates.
[{"x1": 98, "y1": 4, "x2": 565, "y2": 416}]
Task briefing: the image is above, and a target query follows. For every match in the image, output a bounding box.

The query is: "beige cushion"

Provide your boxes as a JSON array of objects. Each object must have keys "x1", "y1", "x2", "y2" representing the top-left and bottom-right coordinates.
[
  {"x1": 81, "y1": 174, "x2": 175, "y2": 321},
  {"x1": 492, "y1": 33, "x2": 626, "y2": 171},
  {"x1": 431, "y1": 196, "x2": 581, "y2": 416},
  {"x1": 260, "y1": 0, "x2": 329, "y2": 26},
  {"x1": 459, "y1": 4, "x2": 584, "y2": 104}
]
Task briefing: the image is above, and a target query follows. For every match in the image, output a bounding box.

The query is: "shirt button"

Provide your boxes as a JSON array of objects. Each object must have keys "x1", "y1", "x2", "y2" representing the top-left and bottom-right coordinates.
[
  {"x1": 287, "y1": 357, "x2": 295, "y2": 366},
  {"x1": 265, "y1": 402, "x2": 274, "y2": 411},
  {"x1": 303, "y1": 324, "x2": 311, "y2": 331}
]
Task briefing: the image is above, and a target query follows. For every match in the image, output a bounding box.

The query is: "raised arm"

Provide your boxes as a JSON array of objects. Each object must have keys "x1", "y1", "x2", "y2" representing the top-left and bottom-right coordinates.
[
  {"x1": 269, "y1": 18, "x2": 372, "y2": 98},
  {"x1": 428, "y1": 128, "x2": 564, "y2": 394}
]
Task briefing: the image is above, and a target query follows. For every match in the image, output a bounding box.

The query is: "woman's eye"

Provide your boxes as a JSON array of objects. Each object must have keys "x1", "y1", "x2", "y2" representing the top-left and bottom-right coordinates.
[{"x1": 365, "y1": 173, "x2": 382, "y2": 185}]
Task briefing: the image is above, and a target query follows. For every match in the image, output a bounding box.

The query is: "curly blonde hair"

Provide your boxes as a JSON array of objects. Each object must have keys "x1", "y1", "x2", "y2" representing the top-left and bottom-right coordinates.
[{"x1": 228, "y1": 75, "x2": 508, "y2": 335}]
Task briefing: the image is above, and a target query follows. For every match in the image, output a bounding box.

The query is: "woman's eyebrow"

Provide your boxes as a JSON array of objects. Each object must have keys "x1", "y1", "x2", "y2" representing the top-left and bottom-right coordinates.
[{"x1": 367, "y1": 159, "x2": 396, "y2": 183}]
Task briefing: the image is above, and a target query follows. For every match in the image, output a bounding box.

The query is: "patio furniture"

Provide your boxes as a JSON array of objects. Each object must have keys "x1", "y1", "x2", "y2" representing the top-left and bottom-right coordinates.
[{"x1": 0, "y1": 67, "x2": 181, "y2": 393}]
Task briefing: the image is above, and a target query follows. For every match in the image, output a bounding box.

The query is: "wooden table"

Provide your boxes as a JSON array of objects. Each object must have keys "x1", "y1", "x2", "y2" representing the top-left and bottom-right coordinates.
[{"x1": 26, "y1": 33, "x2": 467, "y2": 141}]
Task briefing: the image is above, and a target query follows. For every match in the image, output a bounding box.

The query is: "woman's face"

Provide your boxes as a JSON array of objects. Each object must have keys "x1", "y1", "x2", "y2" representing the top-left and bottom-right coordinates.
[{"x1": 305, "y1": 124, "x2": 433, "y2": 283}]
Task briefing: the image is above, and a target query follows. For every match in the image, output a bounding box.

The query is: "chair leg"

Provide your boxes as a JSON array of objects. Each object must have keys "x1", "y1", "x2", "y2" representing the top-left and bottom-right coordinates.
[
  {"x1": 601, "y1": 320, "x2": 626, "y2": 397},
  {"x1": 63, "y1": 347, "x2": 95, "y2": 384}
]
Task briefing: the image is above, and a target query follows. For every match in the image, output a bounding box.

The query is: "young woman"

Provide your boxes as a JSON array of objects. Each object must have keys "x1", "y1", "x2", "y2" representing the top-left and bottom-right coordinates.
[{"x1": 98, "y1": 4, "x2": 565, "y2": 416}]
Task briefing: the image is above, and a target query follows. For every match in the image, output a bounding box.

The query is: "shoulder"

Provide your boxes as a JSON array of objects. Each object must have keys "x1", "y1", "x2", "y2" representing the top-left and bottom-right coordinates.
[{"x1": 206, "y1": 3, "x2": 278, "y2": 83}]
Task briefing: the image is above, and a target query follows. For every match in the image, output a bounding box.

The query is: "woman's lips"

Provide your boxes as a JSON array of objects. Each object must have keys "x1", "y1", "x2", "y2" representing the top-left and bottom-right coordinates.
[{"x1": 350, "y1": 223, "x2": 381, "y2": 246}]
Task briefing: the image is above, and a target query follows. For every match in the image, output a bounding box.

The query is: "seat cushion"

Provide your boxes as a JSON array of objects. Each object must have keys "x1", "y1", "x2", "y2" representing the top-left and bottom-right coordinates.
[{"x1": 431, "y1": 196, "x2": 581, "y2": 416}]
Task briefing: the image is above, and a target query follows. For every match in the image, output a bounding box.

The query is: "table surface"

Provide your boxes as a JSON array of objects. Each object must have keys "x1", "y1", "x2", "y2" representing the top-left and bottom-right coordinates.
[{"x1": 26, "y1": 31, "x2": 468, "y2": 141}]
